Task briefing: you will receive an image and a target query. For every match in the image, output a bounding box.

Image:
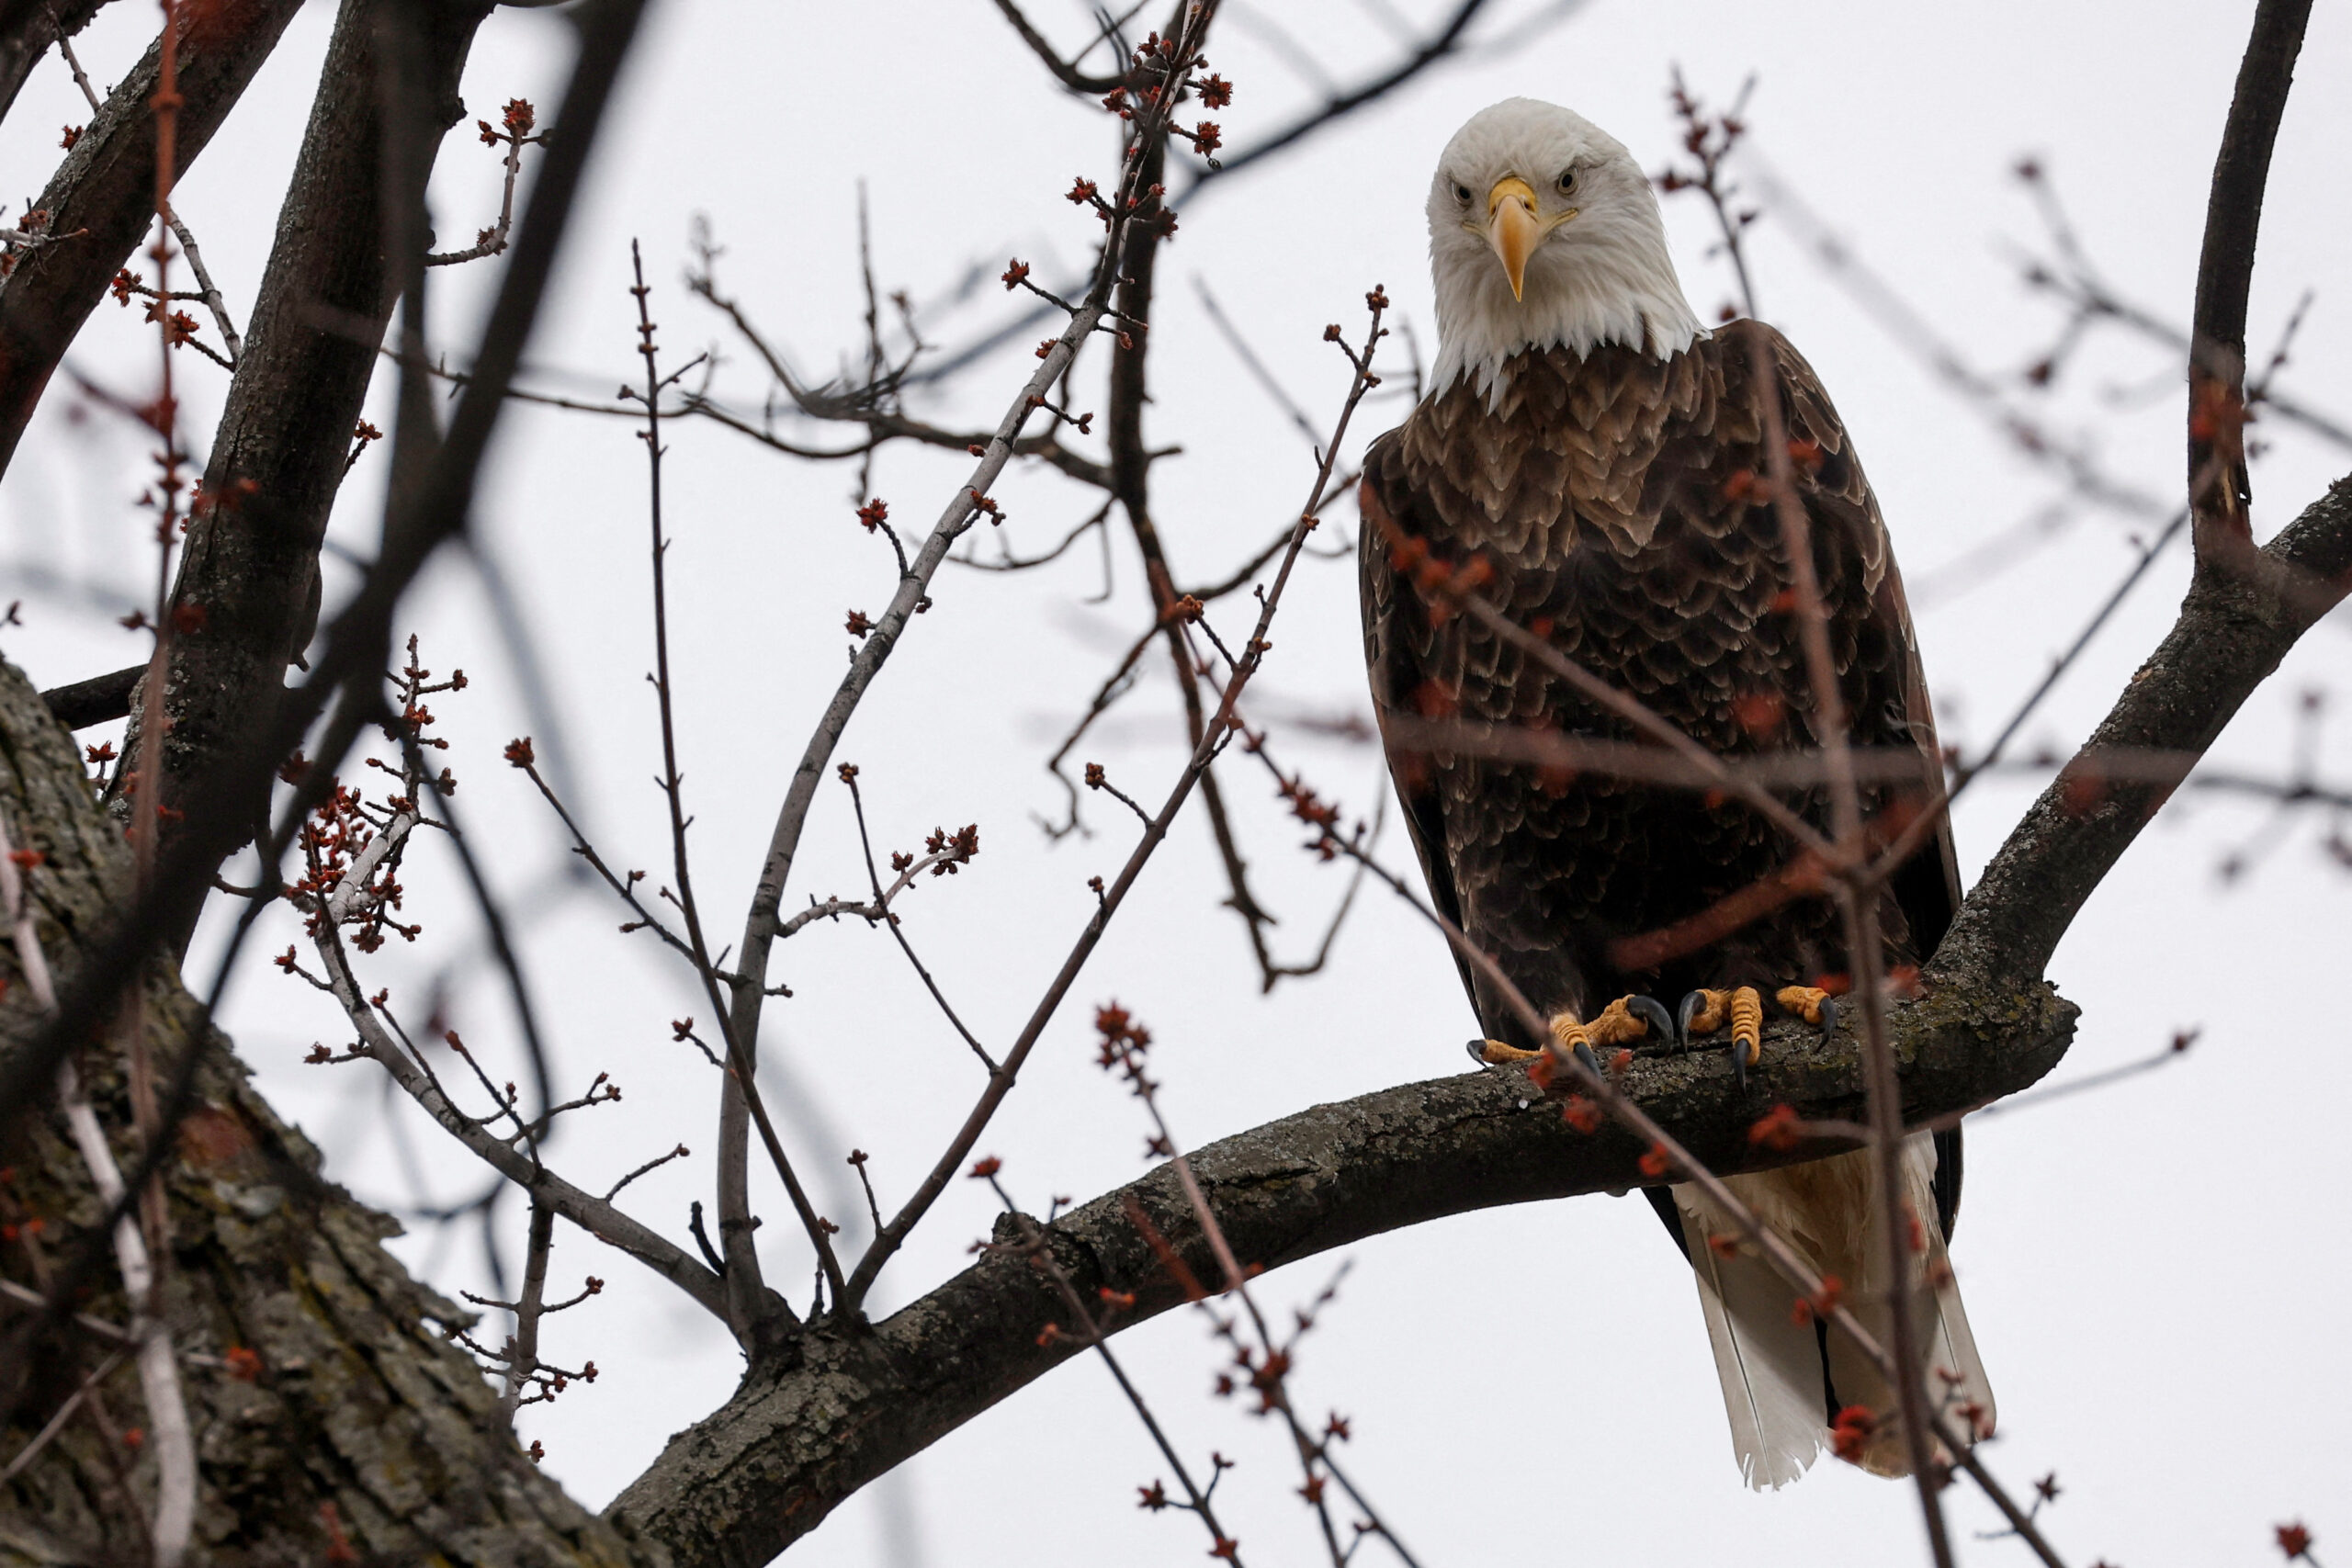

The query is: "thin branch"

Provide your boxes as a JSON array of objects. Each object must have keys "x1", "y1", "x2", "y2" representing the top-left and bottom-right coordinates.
[
  {"x1": 1193, "y1": 275, "x2": 1319, "y2": 445},
  {"x1": 507, "y1": 746, "x2": 695, "y2": 958},
  {"x1": 1095, "y1": 1018, "x2": 1417, "y2": 1566},
  {"x1": 1748, "y1": 323, "x2": 1951, "y2": 1560},
  {"x1": 498, "y1": 1197, "x2": 555, "y2": 1416},
  {"x1": 52, "y1": 28, "x2": 241, "y2": 365},
  {"x1": 1962, "y1": 1032, "x2": 2198, "y2": 1124},
  {"x1": 989, "y1": 0, "x2": 1126, "y2": 94},
  {"x1": 840, "y1": 276, "x2": 1390, "y2": 1314},
  {"x1": 728, "y1": 13, "x2": 1246, "y2": 1325},
  {"x1": 842, "y1": 769, "x2": 997, "y2": 1070},
  {"x1": 980, "y1": 1182, "x2": 1249, "y2": 1562},
  {"x1": 162, "y1": 212, "x2": 240, "y2": 365},
  {"x1": 426, "y1": 100, "x2": 539, "y2": 266},
  {"x1": 2188, "y1": 0, "x2": 2313, "y2": 564},
  {"x1": 302, "y1": 897, "x2": 729, "y2": 1320},
  {"x1": 627, "y1": 242, "x2": 842, "y2": 1324},
  {"x1": 1170, "y1": 0, "x2": 1498, "y2": 195}
]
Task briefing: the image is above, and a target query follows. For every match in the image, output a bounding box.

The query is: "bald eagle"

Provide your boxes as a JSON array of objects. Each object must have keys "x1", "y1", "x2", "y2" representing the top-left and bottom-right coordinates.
[{"x1": 1357, "y1": 98, "x2": 1995, "y2": 1487}]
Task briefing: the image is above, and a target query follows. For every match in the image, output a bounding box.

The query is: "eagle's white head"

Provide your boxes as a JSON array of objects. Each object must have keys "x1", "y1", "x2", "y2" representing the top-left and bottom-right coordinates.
[{"x1": 1425, "y1": 97, "x2": 1701, "y2": 402}]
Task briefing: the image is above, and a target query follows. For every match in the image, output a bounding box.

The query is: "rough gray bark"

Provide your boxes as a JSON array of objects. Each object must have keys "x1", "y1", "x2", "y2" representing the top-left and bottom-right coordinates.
[
  {"x1": 0, "y1": 659, "x2": 661, "y2": 1566},
  {"x1": 0, "y1": 0, "x2": 305, "y2": 478}
]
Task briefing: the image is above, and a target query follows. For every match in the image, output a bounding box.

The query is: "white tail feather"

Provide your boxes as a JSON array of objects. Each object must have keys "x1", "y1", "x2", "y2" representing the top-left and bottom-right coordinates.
[{"x1": 1670, "y1": 1135, "x2": 1996, "y2": 1488}]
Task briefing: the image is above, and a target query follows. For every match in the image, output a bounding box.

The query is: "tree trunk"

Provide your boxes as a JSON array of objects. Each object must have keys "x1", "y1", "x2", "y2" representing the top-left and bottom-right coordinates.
[{"x1": 0, "y1": 657, "x2": 660, "y2": 1567}]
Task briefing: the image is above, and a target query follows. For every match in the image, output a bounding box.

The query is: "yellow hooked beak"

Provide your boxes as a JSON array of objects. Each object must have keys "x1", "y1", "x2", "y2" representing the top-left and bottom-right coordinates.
[{"x1": 1484, "y1": 175, "x2": 1574, "y2": 302}]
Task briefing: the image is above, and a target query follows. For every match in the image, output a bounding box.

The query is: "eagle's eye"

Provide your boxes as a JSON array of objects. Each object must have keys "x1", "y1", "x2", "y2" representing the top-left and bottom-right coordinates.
[
  {"x1": 1557, "y1": 167, "x2": 1577, "y2": 195},
  {"x1": 1453, "y1": 182, "x2": 1473, "y2": 204}
]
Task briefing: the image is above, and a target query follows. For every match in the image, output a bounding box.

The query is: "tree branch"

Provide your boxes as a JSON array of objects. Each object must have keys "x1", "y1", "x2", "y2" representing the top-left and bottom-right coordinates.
[
  {"x1": 0, "y1": 656, "x2": 660, "y2": 1564},
  {"x1": 610, "y1": 453, "x2": 2352, "y2": 1565},
  {"x1": 989, "y1": 0, "x2": 1125, "y2": 94},
  {"x1": 2187, "y1": 0, "x2": 2310, "y2": 562},
  {"x1": 0, "y1": 0, "x2": 113, "y2": 125},
  {"x1": 137, "y1": 0, "x2": 492, "y2": 911},
  {"x1": 609, "y1": 976, "x2": 2075, "y2": 1567},
  {"x1": 1939, "y1": 470, "x2": 2352, "y2": 983},
  {"x1": 1170, "y1": 0, "x2": 1494, "y2": 195},
  {"x1": 0, "y1": 0, "x2": 303, "y2": 478}
]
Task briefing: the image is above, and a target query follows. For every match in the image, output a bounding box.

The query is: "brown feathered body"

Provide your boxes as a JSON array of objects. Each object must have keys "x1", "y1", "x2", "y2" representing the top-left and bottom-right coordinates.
[
  {"x1": 1360, "y1": 325, "x2": 1956, "y2": 1069},
  {"x1": 1359, "y1": 323, "x2": 1990, "y2": 1483}
]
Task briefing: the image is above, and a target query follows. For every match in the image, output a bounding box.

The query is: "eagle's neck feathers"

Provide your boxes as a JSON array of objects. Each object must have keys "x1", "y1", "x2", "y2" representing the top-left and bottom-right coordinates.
[{"x1": 1430, "y1": 208, "x2": 1702, "y2": 406}]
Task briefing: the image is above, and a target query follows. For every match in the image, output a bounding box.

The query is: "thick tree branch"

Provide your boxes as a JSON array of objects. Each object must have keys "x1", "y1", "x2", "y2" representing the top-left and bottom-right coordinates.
[
  {"x1": 38, "y1": 661, "x2": 140, "y2": 729},
  {"x1": 609, "y1": 978, "x2": 2074, "y2": 1567},
  {"x1": 136, "y1": 0, "x2": 492, "y2": 908},
  {"x1": 1939, "y1": 471, "x2": 2352, "y2": 983},
  {"x1": 0, "y1": 0, "x2": 303, "y2": 477}
]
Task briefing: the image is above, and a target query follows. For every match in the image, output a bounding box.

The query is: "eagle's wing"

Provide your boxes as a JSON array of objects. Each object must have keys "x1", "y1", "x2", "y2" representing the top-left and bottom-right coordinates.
[
  {"x1": 1761, "y1": 326, "x2": 1966, "y2": 1240},
  {"x1": 1357, "y1": 439, "x2": 1480, "y2": 1016}
]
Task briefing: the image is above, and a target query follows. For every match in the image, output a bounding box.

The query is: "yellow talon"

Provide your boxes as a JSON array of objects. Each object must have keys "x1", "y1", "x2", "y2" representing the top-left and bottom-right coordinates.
[
  {"x1": 1478, "y1": 996, "x2": 1667, "y2": 1069},
  {"x1": 1728, "y1": 987, "x2": 1762, "y2": 1067},
  {"x1": 1549, "y1": 1010, "x2": 1594, "y2": 1056},
  {"x1": 1776, "y1": 985, "x2": 1833, "y2": 1026},
  {"x1": 1585, "y1": 996, "x2": 1657, "y2": 1048},
  {"x1": 1684, "y1": 987, "x2": 1732, "y2": 1035}
]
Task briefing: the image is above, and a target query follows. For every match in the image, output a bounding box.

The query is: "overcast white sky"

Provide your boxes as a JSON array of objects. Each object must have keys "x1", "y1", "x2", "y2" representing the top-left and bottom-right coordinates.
[{"x1": 4, "y1": 1, "x2": 2348, "y2": 1563}]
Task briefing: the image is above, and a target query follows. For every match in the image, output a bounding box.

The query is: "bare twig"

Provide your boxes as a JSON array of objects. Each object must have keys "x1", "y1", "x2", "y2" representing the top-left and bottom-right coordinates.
[
  {"x1": 624, "y1": 243, "x2": 844, "y2": 1324},
  {"x1": 727, "y1": 11, "x2": 1247, "y2": 1322},
  {"x1": 427, "y1": 98, "x2": 540, "y2": 266},
  {"x1": 842, "y1": 767, "x2": 996, "y2": 1070},
  {"x1": 498, "y1": 1197, "x2": 555, "y2": 1415},
  {"x1": 978, "y1": 1172, "x2": 1250, "y2": 1563},
  {"x1": 841, "y1": 274, "x2": 1390, "y2": 1314},
  {"x1": 1094, "y1": 1012, "x2": 1419, "y2": 1567}
]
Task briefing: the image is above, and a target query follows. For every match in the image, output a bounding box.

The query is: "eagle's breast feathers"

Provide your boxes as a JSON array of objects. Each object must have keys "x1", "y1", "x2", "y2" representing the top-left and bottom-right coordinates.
[{"x1": 1359, "y1": 325, "x2": 1948, "y2": 1033}]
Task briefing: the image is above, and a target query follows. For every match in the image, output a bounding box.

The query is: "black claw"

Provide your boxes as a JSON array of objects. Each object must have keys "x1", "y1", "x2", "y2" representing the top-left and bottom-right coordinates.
[
  {"x1": 1675, "y1": 989, "x2": 1709, "y2": 1051},
  {"x1": 1573, "y1": 1040, "x2": 1602, "y2": 1078},
  {"x1": 1629, "y1": 994, "x2": 1674, "y2": 1046},
  {"x1": 1817, "y1": 998, "x2": 1839, "y2": 1040},
  {"x1": 1732, "y1": 1033, "x2": 1749, "y2": 1095}
]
